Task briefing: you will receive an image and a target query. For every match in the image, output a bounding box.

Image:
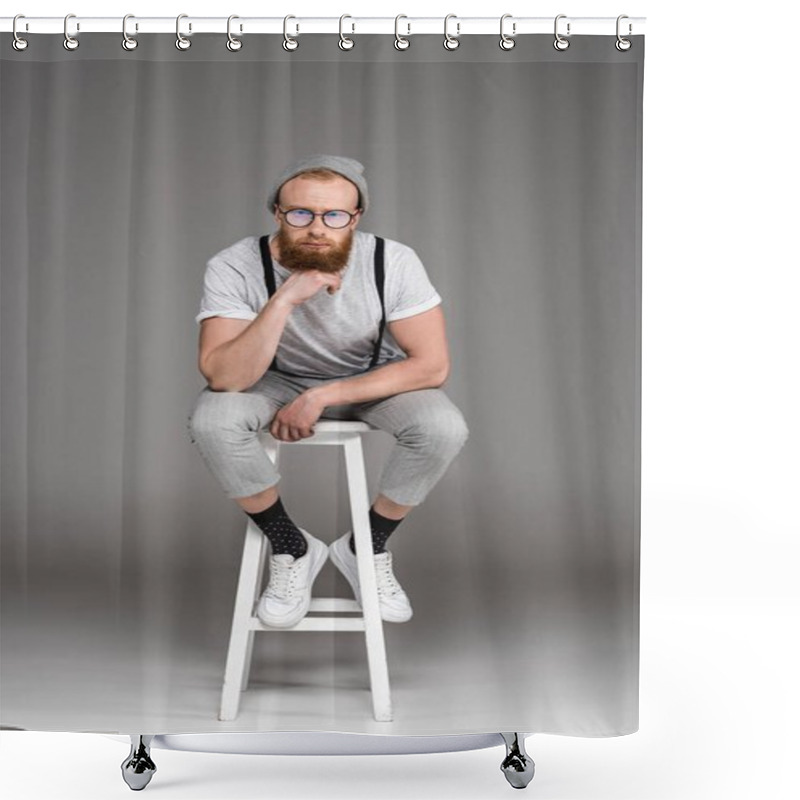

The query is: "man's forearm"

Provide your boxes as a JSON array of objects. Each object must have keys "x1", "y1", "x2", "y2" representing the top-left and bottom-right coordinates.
[
  {"x1": 309, "y1": 358, "x2": 447, "y2": 407},
  {"x1": 205, "y1": 297, "x2": 293, "y2": 392}
]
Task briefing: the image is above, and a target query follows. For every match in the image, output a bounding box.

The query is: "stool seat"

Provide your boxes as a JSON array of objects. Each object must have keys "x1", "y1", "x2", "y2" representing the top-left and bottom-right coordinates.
[
  {"x1": 284, "y1": 419, "x2": 375, "y2": 445},
  {"x1": 315, "y1": 419, "x2": 374, "y2": 430},
  {"x1": 219, "y1": 420, "x2": 393, "y2": 723}
]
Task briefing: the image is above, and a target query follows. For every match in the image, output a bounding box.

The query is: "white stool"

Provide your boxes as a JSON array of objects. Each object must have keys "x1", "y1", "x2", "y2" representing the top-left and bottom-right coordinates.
[{"x1": 219, "y1": 420, "x2": 393, "y2": 723}]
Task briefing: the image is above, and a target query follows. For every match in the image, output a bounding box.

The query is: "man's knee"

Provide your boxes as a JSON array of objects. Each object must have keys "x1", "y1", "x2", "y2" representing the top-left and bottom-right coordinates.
[
  {"x1": 439, "y1": 408, "x2": 469, "y2": 451},
  {"x1": 186, "y1": 389, "x2": 263, "y2": 445},
  {"x1": 413, "y1": 405, "x2": 469, "y2": 454}
]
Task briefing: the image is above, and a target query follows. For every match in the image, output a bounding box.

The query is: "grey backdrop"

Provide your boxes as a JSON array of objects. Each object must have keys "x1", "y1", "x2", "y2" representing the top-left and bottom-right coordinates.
[{"x1": 0, "y1": 32, "x2": 643, "y2": 736}]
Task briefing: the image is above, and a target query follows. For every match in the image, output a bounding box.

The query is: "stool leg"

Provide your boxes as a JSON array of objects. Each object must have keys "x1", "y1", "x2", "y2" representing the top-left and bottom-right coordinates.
[
  {"x1": 219, "y1": 521, "x2": 267, "y2": 721},
  {"x1": 242, "y1": 534, "x2": 268, "y2": 691},
  {"x1": 242, "y1": 436, "x2": 281, "y2": 690},
  {"x1": 343, "y1": 435, "x2": 393, "y2": 722}
]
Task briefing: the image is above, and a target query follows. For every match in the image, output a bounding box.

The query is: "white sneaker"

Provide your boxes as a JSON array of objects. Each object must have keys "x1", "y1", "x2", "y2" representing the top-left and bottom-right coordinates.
[
  {"x1": 256, "y1": 529, "x2": 329, "y2": 628},
  {"x1": 329, "y1": 532, "x2": 413, "y2": 623}
]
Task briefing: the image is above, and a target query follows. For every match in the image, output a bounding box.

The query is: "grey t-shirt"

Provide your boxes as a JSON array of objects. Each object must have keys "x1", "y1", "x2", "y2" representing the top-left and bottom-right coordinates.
[{"x1": 195, "y1": 230, "x2": 442, "y2": 379}]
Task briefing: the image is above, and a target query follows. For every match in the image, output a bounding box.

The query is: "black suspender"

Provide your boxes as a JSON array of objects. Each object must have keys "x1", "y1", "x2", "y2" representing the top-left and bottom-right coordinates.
[
  {"x1": 367, "y1": 235, "x2": 386, "y2": 370},
  {"x1": 257, "y1": 233, "x2": 386, "y2": 378}
]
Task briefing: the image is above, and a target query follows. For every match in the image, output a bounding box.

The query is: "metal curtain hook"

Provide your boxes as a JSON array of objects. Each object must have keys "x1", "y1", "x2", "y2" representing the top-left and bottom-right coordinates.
[
  {"x1": 227, "y1": 15, "x2": 243, "y2": 51},
  {"x1": 63, "y1": 13, "x2": 79, "y2": 51},
  {"x1": 12, "y1": 14, "x2": 29, "y2": 51},
  {"x1": 121, "y1": 14, "x2": 138, "y2": 51},
  {"x1": 553, "y1": 14, "x2": 570, "y2": 51},
  {"x1": 283, "y1": 15, "x2": 299, "y2": 51},
  {"x1": 175, "y1": 14, "x2": 191, "y2": 50},
  {"x1": 339, "y1": 14, "x2": 355, "y2": 50},
  {"x1": 499, "y1": 14, "x2": 516, "y2": 50},
  {"x1": 443, "y1": 14, "x2": 460, "y2": 51},
  {"x1": 616, "y1": 14, "x2": 632, "y2": 51},
  {"x1": 394, "y1": 14, "x2": 410, "y2": 50}
]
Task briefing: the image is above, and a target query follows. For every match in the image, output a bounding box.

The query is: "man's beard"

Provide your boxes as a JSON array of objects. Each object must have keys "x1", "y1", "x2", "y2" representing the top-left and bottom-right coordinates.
[{"x1": 276, "y1": 227, "x2": 354, "y2": 274}]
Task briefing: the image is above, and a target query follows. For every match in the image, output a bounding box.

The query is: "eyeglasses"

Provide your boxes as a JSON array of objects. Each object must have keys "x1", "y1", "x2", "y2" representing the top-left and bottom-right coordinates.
[{"x1": 278, "y1": 207, "x2": 359, "y2": 229}]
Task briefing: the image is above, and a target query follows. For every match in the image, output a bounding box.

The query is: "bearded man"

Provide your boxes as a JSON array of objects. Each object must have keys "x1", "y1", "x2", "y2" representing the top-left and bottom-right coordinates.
[{"x1": 187, "y1": 154, "x2": 469, "y2": 629}]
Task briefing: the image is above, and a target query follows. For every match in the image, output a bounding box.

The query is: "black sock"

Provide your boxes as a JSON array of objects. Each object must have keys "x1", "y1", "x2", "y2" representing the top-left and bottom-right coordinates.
[
  {"x1": 246, "y1": 497, "x2": 308, "y2": 559},
  {"x1": 349, "y1": 507, "x2": 404, "y2": 555}
]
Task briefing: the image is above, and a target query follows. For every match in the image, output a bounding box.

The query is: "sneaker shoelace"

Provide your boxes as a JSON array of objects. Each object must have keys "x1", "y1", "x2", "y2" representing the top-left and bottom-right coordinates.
[
  {"x1": 374, "y1": 553, "x2": 403, "y2": 598},
  {"x1": 265, "y1": 555, "x2": 302, "y2": 600}
]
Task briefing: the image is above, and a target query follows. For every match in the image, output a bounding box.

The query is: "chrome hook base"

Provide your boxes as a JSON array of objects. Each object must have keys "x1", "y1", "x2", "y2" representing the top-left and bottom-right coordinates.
[
  {"x1": 500, "y1": 733, "x2": 536, "y2": 789},
  {"x1": 121, "y1": 735, "x2": 157, "y2": 791}
]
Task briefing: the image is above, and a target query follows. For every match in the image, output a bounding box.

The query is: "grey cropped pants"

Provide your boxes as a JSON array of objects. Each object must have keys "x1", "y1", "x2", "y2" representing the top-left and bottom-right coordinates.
[{"x1": 186, "y1": 368, "x2": 469, "y2": 507}]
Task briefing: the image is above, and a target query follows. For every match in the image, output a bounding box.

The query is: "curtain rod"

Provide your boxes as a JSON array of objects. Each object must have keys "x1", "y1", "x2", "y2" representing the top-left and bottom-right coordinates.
[{"x1": 1, "y1": 16, "x2": 646, "y2": 37}]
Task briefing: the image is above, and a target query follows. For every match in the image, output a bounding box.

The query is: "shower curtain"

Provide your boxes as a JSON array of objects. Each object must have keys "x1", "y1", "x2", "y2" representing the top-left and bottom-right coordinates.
[{"x1": 0, "y1": 28, "x2": 644, "y2": 738}]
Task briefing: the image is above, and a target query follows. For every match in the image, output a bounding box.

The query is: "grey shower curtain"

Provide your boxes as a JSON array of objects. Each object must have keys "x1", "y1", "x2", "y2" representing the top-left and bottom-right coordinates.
[{"x1": 1, "y1": 31, "x2": 643, "y2": 736}]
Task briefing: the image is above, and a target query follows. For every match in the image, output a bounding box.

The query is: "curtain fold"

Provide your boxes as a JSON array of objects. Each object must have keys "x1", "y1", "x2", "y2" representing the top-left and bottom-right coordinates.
[{"x1": 1, "y1": 31, "x2": 643, "y2": 736}]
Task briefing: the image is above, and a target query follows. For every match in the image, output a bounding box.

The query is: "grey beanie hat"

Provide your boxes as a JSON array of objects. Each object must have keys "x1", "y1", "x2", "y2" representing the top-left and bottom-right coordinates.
[{"x1": 267, "y1": 154, "x2": 369, "y2": 215}]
